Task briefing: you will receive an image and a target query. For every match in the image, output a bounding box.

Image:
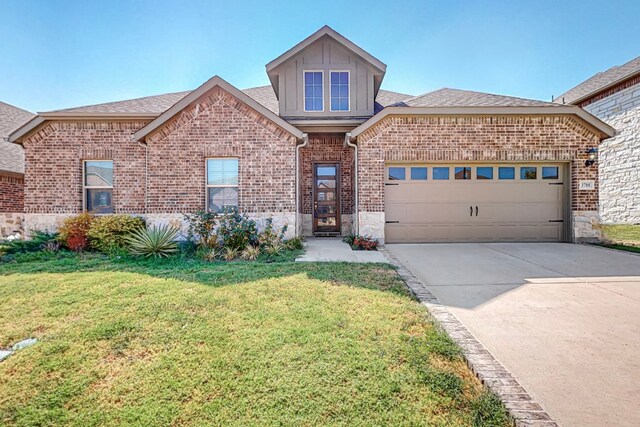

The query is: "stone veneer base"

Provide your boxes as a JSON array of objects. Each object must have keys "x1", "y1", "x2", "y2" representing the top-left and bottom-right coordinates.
[{"x1": 379, "y1": 246, "x2": 557, "y2": 427}]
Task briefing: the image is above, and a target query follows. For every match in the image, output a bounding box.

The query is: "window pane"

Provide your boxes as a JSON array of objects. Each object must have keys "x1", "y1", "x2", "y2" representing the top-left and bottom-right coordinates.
[
  {"x1": 388, "y1": 167, "x2": 405, "y2": 180},
  {"x1": 317, "y1": 191, "x2": 335, "y2": 201},
  {"x1": 477, "y1": 167, "x2": 493, "y2": 180},
  {"x1": 305, "y1": 98, "x2": 314, "y2": 111},
  {"x1": 313, "y1": 85, "x2": 322, "y2": 97},
  {"x1": 498, "y1": 167, "x2": 515, "y2": 180},
  {"x1": 207, "y1": 159, "x2": 238, "y2": 185},
  {"x1": 542, "y1": 166, "x2": 559, "y2": 179},
  {"x1": 317, "y1": 205, "x2": 336, "y2": 214},
  {"x1": 330, "y1": 71, "x2": 349, "y2": 111},
  {"x1": 454, "y1": 167, "x2": 471, "y2": 180},
  {"x1": 304, "y1": 71, "x2": 323, "y2": 111},
  {"x1": 208, "y1": 187, "x2": 238, "y2": 213},
  {"x1": 317, "y1": 179, "x2": 336, "y2": 189},
  {"x1": 85, "y1": 161, "x2": 113, "y2": 186},
  {"x1": 433, "y1": 167, "x2": 449, "y2": 180},
  {"x1": 86, "y1": 189, "x2": 113, "y2": 214},
  {"x1": 313, "y1": 72, "x2": 322, "y2": 84},
  {"x1": 318, "y1": 217, "x2": 336, "y2": 227},
  {"x1": 317, "y1": 166, "x2": 336, "y2": 176},
  {"x1": 314, "y1": 98, "x2": 323, "y2": 111},
  {"x1": 411, "y1": 167, "x2": 427, "y2": 180},
  {"x1": 305, "y1": 73, "x2": 313, "y2": 84},
  {"x1": 520, "y1": 167, "x2": 537, "y2": 180}
]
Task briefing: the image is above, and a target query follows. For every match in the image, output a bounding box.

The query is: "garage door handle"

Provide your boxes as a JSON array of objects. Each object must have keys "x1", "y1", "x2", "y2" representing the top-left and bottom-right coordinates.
[
  {"x1": 470, "y1": 206, "x2": 473, "y2": 216},
  {"x1": 475, "y1": 206, "x2": 479, "y2": 216}
]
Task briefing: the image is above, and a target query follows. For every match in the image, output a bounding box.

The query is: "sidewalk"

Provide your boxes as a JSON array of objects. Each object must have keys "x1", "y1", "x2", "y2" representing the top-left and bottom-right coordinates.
[{"x1": 295, "y1": 237, "x2": 387, "y2": 263}]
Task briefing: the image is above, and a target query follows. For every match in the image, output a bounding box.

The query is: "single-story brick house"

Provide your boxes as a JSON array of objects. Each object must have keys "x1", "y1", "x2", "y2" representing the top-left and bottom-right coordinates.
[
  {"x1": 9, "y1": 26, "x2": 615, "y2": 243},
  {"x1": 556, "y1": 55, "x2": 640, "y2": 225},
  {"x1": 0, "y1": 101, "x2": 34, "y2": 237}
]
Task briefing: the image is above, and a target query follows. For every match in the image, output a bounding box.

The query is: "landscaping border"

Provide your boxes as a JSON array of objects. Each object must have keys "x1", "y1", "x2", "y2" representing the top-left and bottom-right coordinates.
[{"x1": 379, "y1": 246, "x2": 558, "y2": 427}]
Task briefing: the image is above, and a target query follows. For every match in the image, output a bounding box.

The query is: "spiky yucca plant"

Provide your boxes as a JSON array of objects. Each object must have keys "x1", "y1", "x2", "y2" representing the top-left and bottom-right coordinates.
[
  {"x1": 240, "y1": 245, "x2": 261, "y2": 261},
  {"x1": 126, "y1": 225, "x2": 179, "y2": 258}
]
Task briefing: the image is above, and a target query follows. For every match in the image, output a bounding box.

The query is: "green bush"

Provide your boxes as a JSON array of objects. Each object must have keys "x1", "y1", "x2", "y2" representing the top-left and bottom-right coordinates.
[
  {"x1": 183, "y1": 210, "x2": 218, "y2": 248},
  {"x1": 87, "y1": 214, "x2": 145, "y2": 253},
  {"x1": 258, "y1": 218, "x2": 287, "y2": 248},
  {"x1": 126, "y1": 225, "x2": 179, "y2": 258},
  {"x1": 284, "y1": 236, "x2": 304, "y2": 251},
  {"x1": 0, "y1": 231, "x2": 59, "y2": 255},
  {"x1": 217, "y1": 210, "x2": 258, "y2": 251},
  {"x1": 58, "y1": 213, "x2": 95, "y2": 251}
]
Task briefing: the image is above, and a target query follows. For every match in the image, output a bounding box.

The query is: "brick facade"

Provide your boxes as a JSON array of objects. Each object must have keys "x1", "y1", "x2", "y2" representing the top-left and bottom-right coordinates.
[
  {"x1": 22, "y1": 121, "x2": 148, "y2": 215},
  {"x1": 0, "y1": 173, "x2": 24, "y2": 212},
  {"x1": 145, "y1": 86, "x2": 297, "y2": 214},
  {"x1": 355, "y1": 115, "x2": 602, "y2": 241}
]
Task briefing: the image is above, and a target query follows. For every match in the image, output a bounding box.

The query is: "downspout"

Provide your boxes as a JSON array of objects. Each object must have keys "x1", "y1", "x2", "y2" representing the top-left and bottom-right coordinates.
[
  {"x1": 344, "y1": 132, "x2": 358, "y2": 235},
  {"x1": 295, "y1": 133, "x2": 309, "y2": 236},
  {"x1": 136, "y1": 138, "x2": 148, "y2": 214}
]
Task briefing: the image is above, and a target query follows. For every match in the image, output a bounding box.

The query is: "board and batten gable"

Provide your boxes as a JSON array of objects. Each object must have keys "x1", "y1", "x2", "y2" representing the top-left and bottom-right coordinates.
[{"x1": 270, "y1": 35, "x2": 380, "y2": 119}]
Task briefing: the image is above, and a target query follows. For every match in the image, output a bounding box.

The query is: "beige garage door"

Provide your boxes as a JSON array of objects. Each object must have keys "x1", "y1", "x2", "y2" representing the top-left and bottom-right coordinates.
[{"x1": 385, "y1": 164, "x2": 566, "y2": 243}]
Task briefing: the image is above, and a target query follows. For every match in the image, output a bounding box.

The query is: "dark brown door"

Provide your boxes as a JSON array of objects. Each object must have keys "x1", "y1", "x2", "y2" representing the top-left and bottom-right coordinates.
[{"x1": 313, "y1": 163, "x2": 340, "y2": 233}]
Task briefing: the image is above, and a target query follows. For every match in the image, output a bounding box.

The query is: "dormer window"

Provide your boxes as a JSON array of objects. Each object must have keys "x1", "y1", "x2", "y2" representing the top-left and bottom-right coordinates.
[
  {"x1": 330, "y1": 71, "x2": 350, "y2": 111},
  {"x1": 304, "y1": 71, "x2": 324, "y2": 111}
]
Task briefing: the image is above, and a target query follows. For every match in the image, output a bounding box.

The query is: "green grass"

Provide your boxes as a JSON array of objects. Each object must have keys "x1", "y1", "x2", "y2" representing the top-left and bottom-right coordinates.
[
  {"x1": 600, "y1": 225, "x2": 640, "y2": 254},
  {"x1": 0, "y1": 253, "x2": 509, "y2": 426}
]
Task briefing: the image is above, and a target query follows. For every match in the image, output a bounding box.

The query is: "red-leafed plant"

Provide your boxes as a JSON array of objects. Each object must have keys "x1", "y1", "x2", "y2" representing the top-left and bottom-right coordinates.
[
  {"x1": 58, "y1": 213, "x2": 95, "y2": 252},
  {"x1": 348, "y1": 235, "x2": 379, "y2": 251}
]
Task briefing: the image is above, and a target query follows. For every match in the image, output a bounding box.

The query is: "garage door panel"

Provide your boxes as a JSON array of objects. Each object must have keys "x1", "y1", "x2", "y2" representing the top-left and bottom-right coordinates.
[{"x1": 384, "y1": 163, "x2": 565, "y2": 243}]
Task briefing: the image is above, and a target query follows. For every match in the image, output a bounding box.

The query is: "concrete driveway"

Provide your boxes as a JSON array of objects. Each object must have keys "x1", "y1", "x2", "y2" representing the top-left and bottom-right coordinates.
[{"x1": 386, "y1": 243, "x2": 640, "y2": 427}]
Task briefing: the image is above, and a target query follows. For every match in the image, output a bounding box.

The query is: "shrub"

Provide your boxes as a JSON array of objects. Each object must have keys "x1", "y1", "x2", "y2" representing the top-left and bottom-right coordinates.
[
  {"x1": 58, "y1": 213, "x2": 95, "y2": 251},
  {"x1": 196, "y1": 247, "x2": 218, "y2": 262},
  {"x1": 264, "y1": 242, "x2": 284, "y2": 257},
  {"x1": 284, "y1": 236, "x2": 304, "y2": 251},
  {"x1": 126, "y1": 225, "x2": 179, "y2": 258},
  {"x1": 0, "y1": 231, "x2": 59, "y2": 255},
  {"x1": 183, "y1": 210, "x2": 218, "y2": 248},
  {"x1": 350, "y1": 235, "x2": 379, "y2": 251},
  {"x1": 342, "y1": 233, "x2": 357, "y2": 246},
  {"x1": 223, "y1": 247, "x2": 239, "y2": 261},
  {"x1": 87, "y1": 214, "x2": 145, "y2": 253},
  {"x1": 217, "y1": 210, "x2": 258, "y2": 251},
  {"x1": 240, "y1": 246, "x2": 261, "y2": 261},
  {"x1": 258, "y1": 218, "x2": 287, "y2": 248}
]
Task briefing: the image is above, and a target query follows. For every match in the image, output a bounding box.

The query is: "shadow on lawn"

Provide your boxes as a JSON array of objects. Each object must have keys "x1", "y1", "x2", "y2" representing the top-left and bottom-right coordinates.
[{"x1": 0, "y1": 251, "x2": 408, "y2": 296}]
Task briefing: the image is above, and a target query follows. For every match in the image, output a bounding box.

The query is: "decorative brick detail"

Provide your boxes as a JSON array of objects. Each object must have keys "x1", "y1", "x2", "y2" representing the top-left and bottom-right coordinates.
[
  {"x1": 0, "y1": 173, "x2": 24, "y2": 212},
  {"x1": 357, "y1": 115, "x2": 601, "y2": 213},
  {"x1": 299, "y1": 135, "x2": 354, "y2": 216},
  {"x1": 21, "y1": 121, "x2": 149, "y2": 214}
]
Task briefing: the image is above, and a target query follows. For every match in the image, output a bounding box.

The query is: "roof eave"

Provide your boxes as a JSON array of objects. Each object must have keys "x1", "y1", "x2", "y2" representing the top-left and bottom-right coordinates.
[
  {"x1": 564, "y1": 69, "x2": 640, "y2": 105},
  {"x1": 133, "y1": 75, "x2": 304, "y2": 141},
  {"x1": 349, "y1": 106, "x2": 615, "y2": 140},
  {"x1": 265, "y1": 25, "x2": 387, "y2": 75}
]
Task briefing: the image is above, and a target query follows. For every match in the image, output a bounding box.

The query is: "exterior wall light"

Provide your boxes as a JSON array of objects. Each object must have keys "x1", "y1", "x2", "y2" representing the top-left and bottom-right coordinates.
[{"x1": 585, "y1": 148, "x2": 598, "y2": 167}]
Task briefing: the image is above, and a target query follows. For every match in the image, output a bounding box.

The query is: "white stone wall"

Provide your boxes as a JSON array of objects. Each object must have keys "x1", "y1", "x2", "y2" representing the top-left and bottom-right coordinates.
[
  {"x1": 584, "y1": 83, "x2": 640, "y2": 224},
  {"x1": 24, "y1": 212, "x2": 297, "y2": 240},
  {"x1": 572, "y1": 210, "x2": 602, "y2": 242},
  {"x1": 0, "y1": 213, "x2": 24, "y2": 238},
  {"x1": 358, "y1": 212, "x2": 385, "y2": 244}
]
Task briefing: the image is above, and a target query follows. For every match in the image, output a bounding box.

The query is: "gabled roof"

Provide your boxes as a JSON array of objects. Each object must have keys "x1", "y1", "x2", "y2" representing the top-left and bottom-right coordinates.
[
  {"x1": 133, "y1": 76, "x2": 304, "y2": 141},
  {"x1": 49, "y1": 91, "x2": 190, "y2": 114},
  {"x1": 397, "y1": 88, "x2": 557, "y2": 108},
  {"x1": 556, "y1": 55, "x2": 640, "y2": 105},
  {"x1": 0, "y1": 102, "x2": 34, "y2": 174},
  {"x1": 265, "y1": 25, "x2": 386, "y2": 74}
]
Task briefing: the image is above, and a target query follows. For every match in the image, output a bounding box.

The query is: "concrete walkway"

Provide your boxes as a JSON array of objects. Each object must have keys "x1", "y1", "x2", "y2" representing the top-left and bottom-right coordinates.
[
  {"x1": 387, "y1": 243, "x2": 640, "y2": 427},
  {"x1": 296, "y1": 237, "x2": 387, "y2": 263}
]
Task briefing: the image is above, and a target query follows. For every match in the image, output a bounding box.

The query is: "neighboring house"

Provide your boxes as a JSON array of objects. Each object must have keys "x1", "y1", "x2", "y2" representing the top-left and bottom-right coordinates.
[
  {"x1": 9, "y1": 26, "x2": 614, "y2": 243},
  {"x1": 0, "y1": 101, "x2": 34, "y2": 236},
  {"x1": 556, "y1": 56, "x2": 640, "y2": 224}
]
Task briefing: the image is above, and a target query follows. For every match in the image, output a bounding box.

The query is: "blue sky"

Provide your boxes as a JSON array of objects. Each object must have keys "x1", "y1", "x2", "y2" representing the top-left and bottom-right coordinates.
[{"x1": 1, "y1": 0, "x2": 639, "y2": 112}]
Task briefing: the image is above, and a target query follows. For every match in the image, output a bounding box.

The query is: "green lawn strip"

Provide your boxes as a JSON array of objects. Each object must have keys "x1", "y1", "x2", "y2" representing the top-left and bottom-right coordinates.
[
  {"x1": 601, "y1": 224, "x2": 640, "y2": 244},
  {"x1": 0, "y1": 255, "x2": 509, "y2": 426}
]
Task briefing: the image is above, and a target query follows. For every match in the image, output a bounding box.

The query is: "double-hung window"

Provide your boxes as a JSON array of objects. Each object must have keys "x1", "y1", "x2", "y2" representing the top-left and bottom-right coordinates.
[
  {"x1": 304, "y1": 71, "x2": 324, "y2": 111},
  {"x1": 206, "y1": 158, "x2": 239, "y2": 213},
  {"x1": 330, "y1": 71, "x2": 349, "y2": 111},
  {"x1": 84, "y1": 160, "x2": 114, "y2": 214}
]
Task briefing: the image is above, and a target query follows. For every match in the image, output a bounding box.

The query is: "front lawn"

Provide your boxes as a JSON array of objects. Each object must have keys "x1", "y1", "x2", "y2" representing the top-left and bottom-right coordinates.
[
  {"x1": 0, "y1": 254, "x2": 508, "y2": 426},
  {"x1": 600, "y1": 224, "x2": 640, "y2": 253}
]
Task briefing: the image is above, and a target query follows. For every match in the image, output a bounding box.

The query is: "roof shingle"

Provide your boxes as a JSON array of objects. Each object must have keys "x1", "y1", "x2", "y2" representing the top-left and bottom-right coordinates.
[
  {"x1": 555, "y1": 56, "x2": 640, "y2": 105},
  {"x1": 0, "y1": 102, "x2": 34, "y2": 174},
  {"x1": 398, "y1": 88, "x2": 556, "y2": 108}
]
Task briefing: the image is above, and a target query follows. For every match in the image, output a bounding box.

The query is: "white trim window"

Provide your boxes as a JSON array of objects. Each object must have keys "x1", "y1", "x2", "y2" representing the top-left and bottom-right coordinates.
[
  {"x1": 330, "y1": 71, "x2": 350, "y2": 111},
  {"x1": 84, "y1": 160, "x2": 114, "y2": 214},
  {"x1": 206, "y1": 158, "x2": 239, "y2": 213},
  {"x1": 304, "y1": 71, "x2": 324, "y2": 112}
]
